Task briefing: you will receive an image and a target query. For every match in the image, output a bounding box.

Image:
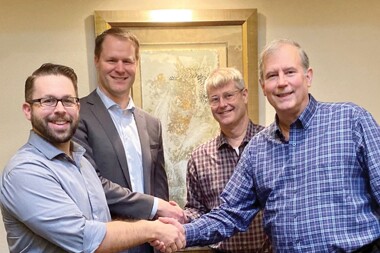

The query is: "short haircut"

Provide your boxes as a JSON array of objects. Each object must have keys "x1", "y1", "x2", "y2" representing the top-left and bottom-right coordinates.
[
  {"x1": 204, "y1": 67, "x2": 245, "y2": 95},
  {"x1": 258, "y1": 39, "x2": 310, "y2": 83},
  {"x1": 94, "y1": 27, "x2": 140, "y2": 61},
  {"x1": 25, "y1": 63, "x2": 78, "y2": 101}
]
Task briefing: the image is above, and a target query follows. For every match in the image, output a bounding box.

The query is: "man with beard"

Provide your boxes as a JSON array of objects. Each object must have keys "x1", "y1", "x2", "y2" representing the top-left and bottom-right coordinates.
[{"x1": 0, "y1": 63, "x2": 185, "y2": 253}]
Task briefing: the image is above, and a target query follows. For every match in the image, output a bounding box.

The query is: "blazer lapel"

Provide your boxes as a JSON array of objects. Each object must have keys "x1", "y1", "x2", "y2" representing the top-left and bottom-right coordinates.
[
  {"x1": 87, "y1": 91, "x2": 132, "y2": 189},
  {"x1": 133, "y1": 108, "x2": 152, "y2": 195}
]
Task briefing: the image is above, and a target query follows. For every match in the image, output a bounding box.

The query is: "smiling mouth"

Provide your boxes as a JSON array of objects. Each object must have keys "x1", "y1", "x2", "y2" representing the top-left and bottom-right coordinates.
[
  {"x1": 112, "y1": 76, "x2": 128, "y2": 81},
  {"x1": 53, "y1": 121, "x2": 69, "y2": 125},
  {"x1": 276, "y1": 91, "x2": 293, "y2": 97},
  {"x1": 218, "y1": 109, "x2": 233, "y2": 115},
  {"x1": 49, "y1": 116, "x2": 71, "y2": 125}
]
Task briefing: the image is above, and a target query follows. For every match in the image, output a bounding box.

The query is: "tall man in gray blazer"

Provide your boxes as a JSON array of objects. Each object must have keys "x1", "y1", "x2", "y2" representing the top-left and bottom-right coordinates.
[{"x1": 73, "y1": 28, "x2": 184, "y2": 253}]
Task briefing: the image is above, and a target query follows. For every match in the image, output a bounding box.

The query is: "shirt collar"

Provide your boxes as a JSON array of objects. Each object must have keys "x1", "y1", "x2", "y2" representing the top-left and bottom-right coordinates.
[
  {"x1": 272, "y1": 94, "x2": 318, "y2": 140},
  {"x1": 216, "y1": 120, "x2": 255, "y2": 149},
  {"x1": 297, "y1": 94, "x2": 317, "y2": 130},
  {"x1": 96, "y1": 87, "x2": 135, "y2": 112},
  {"x1": 28, "y1": 130, "x2": 85, "y2": 165}
]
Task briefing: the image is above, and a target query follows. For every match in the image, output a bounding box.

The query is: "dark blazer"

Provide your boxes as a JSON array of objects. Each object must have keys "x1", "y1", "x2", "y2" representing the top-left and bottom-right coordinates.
[{"x1": 73, "y1": 90, "x2": 169, "y2": 220}]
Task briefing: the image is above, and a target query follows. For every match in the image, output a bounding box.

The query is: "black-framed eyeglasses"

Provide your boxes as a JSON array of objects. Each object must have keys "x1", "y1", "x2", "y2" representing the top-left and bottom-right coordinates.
[
  {"x1": 208, "y1": 88, "x2": 244, "y2": 107},
  {"x1": 28, "y1": 97, "x2": 79, "y2": 108}
]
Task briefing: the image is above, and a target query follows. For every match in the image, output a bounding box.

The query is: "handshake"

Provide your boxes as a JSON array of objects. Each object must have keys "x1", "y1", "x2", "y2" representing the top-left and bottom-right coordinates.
[
  {"x1": 149, "y1": 200, "x2": 189, "y2": 253},
  {"x1": 149, "y1": 217, "x2": 186, "y2": 253}
]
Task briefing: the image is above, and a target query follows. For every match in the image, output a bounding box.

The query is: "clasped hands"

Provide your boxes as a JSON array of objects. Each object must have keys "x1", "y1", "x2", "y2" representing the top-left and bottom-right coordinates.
[
  {"x1": 150, "y1": 217, "x2": 186, "y2": 253},
  {"x1": 152, "y1": 200, "x2": 188, "y2": 252}
]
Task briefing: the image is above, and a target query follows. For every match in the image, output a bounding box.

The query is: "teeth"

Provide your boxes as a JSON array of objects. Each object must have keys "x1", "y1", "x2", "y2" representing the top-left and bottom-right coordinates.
[
  {"x1": 52, "y1": 121, "x2": 67, "y2": 125},
  {"x1": 113, "y1": 77, "x2": 127, "y2": 80}
]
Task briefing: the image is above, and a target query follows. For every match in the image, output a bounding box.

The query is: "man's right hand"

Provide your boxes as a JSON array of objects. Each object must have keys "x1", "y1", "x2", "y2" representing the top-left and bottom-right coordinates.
[
  {"x1": 156, "y1": 199, "x2": 188, "y2": 224},
  {"x1": 150, "y1": 217, "x2": 186, "y2": 253}
]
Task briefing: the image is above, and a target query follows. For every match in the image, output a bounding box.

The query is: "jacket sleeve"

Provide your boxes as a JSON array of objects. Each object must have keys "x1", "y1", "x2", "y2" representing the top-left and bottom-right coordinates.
[
  {"x1": 151, "y1": 118, "x2": 169, "y2": 201},
  {"x1": 73, "y1": 108, "x2": 155, "y2": 220}
]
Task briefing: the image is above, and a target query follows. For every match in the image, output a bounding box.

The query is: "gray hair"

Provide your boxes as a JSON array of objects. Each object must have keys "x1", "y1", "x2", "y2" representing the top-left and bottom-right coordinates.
[{"x1": 258, "y1": 39, "x2": 309, "y2": 83}]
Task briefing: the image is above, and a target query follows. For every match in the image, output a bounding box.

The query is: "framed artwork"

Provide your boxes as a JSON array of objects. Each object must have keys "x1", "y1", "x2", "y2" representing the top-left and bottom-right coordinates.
[{"x1": 94, "y1": 9, "x2": 258, "y2": 206}]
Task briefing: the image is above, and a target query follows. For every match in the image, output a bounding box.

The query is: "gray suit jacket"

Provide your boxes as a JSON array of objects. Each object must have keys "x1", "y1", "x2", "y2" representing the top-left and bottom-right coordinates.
[{"x1": 73, "y1": 90, "x2": 168, "y2": 220}]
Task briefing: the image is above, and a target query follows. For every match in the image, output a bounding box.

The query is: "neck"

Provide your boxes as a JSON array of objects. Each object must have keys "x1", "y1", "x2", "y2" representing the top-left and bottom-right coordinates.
[
  {"x1": 33, "y1": 130, "x2": 72, "y2": 157},
  {"x1": 276, "y1": 95, "x2": 310, "y2": 141},
  {"x1": 99, "y1": 86, "x2": 130, "y2": 109},
  {"x1": 117, "y1": 97, "x2": 130, "y2": 110},
  {"x1": 222, "y1": 117, "x2": 249, "y2": 148},
  {"x1": 277, "y1": 112, "x2": 299, "y2": 141}
]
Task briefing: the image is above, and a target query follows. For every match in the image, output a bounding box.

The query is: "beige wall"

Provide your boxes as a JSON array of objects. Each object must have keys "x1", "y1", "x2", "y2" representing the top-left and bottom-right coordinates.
[{"x1": 0, "y1": 0, "x2": 379, "y2": 250}]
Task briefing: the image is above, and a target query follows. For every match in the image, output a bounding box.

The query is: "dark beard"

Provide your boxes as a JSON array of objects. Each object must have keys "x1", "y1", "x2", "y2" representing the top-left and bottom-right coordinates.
[{"x1": 31, "y1": 112, "x2": 78, "y2": 145}]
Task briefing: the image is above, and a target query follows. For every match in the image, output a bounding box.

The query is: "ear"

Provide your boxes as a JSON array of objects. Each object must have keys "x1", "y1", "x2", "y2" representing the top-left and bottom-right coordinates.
[
  {"x1": 22, "y1": 102, "x2": 32, "y2": 121},
  {"x1": 305, "y1": 68, "x2": 313, "y2": 87},
  {"x1": 242, "y1": 88, "x2": 249, "y2": 103},
  {"x1": 94, "y1": 56, "x2": 100, "y2": 67}
]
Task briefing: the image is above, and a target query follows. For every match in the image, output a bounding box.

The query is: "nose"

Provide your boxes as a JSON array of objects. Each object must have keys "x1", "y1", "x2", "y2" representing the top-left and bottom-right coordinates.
[
  {"x1": 53, "y1": 101, "x2": 66, "y2": 113},
  {"x1": 218, "y1": 96, "x2": 228, "y2": 107},
  {"x1": 278, "y1": 72, "x2": 288, "y2": 86},
  {"x1": 115, "y1": 61, "x2": 124, "y2": 72}
]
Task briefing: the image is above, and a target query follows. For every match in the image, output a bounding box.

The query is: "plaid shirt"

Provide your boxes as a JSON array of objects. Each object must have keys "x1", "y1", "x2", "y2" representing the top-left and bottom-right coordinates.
[
  {"x1": 185, "y1": 121, "x2": 267, "y2": 252},
  {"x1": 184, "y1": 95, "x2": 380, "y2": 252}
]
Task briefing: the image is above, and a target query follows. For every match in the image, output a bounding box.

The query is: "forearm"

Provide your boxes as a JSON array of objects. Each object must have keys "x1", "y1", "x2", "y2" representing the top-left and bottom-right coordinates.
[
  {"x1": 184, "y1": 206, "x2": 203, "y2": 221},
  {"x1": 96, "y1": 219, "x2": 185, "y2": 253},
  {"x1": 101, "y1": 175, "x2": 155, "y2": 219},
  {"x1": 96, "y1": 220, "x2": 153, "y2": 253}
]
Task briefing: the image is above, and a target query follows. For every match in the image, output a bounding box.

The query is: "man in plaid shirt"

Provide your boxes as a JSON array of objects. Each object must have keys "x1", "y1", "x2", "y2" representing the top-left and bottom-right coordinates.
[
  {"x1": 184, "y1": 67, "x2": 270, "y2": 253},
  {"x1": 166, "y1": 39, "x2": 380, "y2": 253}
]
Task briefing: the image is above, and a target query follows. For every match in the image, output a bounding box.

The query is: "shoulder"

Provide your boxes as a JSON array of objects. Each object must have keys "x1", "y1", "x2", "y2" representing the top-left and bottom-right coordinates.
[
  {"x1": 317, "y1": 101, "x2": 372, "y2": 120},
  {"x1": 2, "y1": 145, "x2": 53, "y2": 181},
  {"x1": 245, "y1": 122, "x2": 278, "y2": 150},
  {"x1": 247, "y1": 121, "x2": 265, "y2": 137},
  {"x1": 190, "y1": 136, "x2": 219, "y2": 158},
  {"x1": 78, "y1": 92, "x2": 108, "y2": 122},
  {"x1": 318, "y1": 100, "x2": 362, "y2": 111},
  {"x1": 79, "y1": 90, "x2": 100, "y2": 108},
  {"x1": 134, "y1": 107, "x2": 161, "y2": 124}
]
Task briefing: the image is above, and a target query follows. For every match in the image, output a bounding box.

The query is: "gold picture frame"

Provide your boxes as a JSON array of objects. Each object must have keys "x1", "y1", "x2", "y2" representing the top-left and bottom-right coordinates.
[
  {"x1": 94, "y1": 9, "x2": 258, "y2": 207},
  {"x1": 94, "y1": 9, "x2": 258, "y2": 122}
]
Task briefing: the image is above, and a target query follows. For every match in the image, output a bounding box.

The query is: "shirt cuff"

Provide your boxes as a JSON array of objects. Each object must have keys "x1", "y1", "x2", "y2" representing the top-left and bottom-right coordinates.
[{"x1": 149, "y1": 197, "x2": 158, "y2": 219}]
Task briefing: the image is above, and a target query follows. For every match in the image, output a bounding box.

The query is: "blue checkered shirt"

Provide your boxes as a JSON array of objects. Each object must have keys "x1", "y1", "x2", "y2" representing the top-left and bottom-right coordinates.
[{"x1": 184, "y1": 95, "x2": 380, "y2": 252}]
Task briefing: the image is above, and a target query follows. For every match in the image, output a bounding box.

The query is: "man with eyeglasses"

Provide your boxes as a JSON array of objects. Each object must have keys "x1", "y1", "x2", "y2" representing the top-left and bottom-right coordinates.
[
  {"x1": 0, "y1": 63, "x2": 185, "y2": 253},
  {"x1": 158, "y1": 39, "x2": 380, "y2": 253},
  {"x1": 184, "y1": 67, "x2": 271, "y2": 253}
]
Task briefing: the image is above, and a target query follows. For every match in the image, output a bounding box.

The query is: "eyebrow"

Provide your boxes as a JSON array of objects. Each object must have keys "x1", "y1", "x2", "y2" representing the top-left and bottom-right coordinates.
[
  {"x1": 264, "y1": 70, "x2": 278, "y2": 78},
  {"x1": 265, "y1": 66, "x2": 298, "y2": 76}
]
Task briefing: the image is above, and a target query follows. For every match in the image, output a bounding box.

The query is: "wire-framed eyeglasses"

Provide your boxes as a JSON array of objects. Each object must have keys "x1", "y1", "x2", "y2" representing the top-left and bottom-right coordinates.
[
  {"x1": 208, "y1": 88, "x2": 244, "y2": 107},
  {"x1": 28, "y1": 97, "x2": 79, "y2": 108}
]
